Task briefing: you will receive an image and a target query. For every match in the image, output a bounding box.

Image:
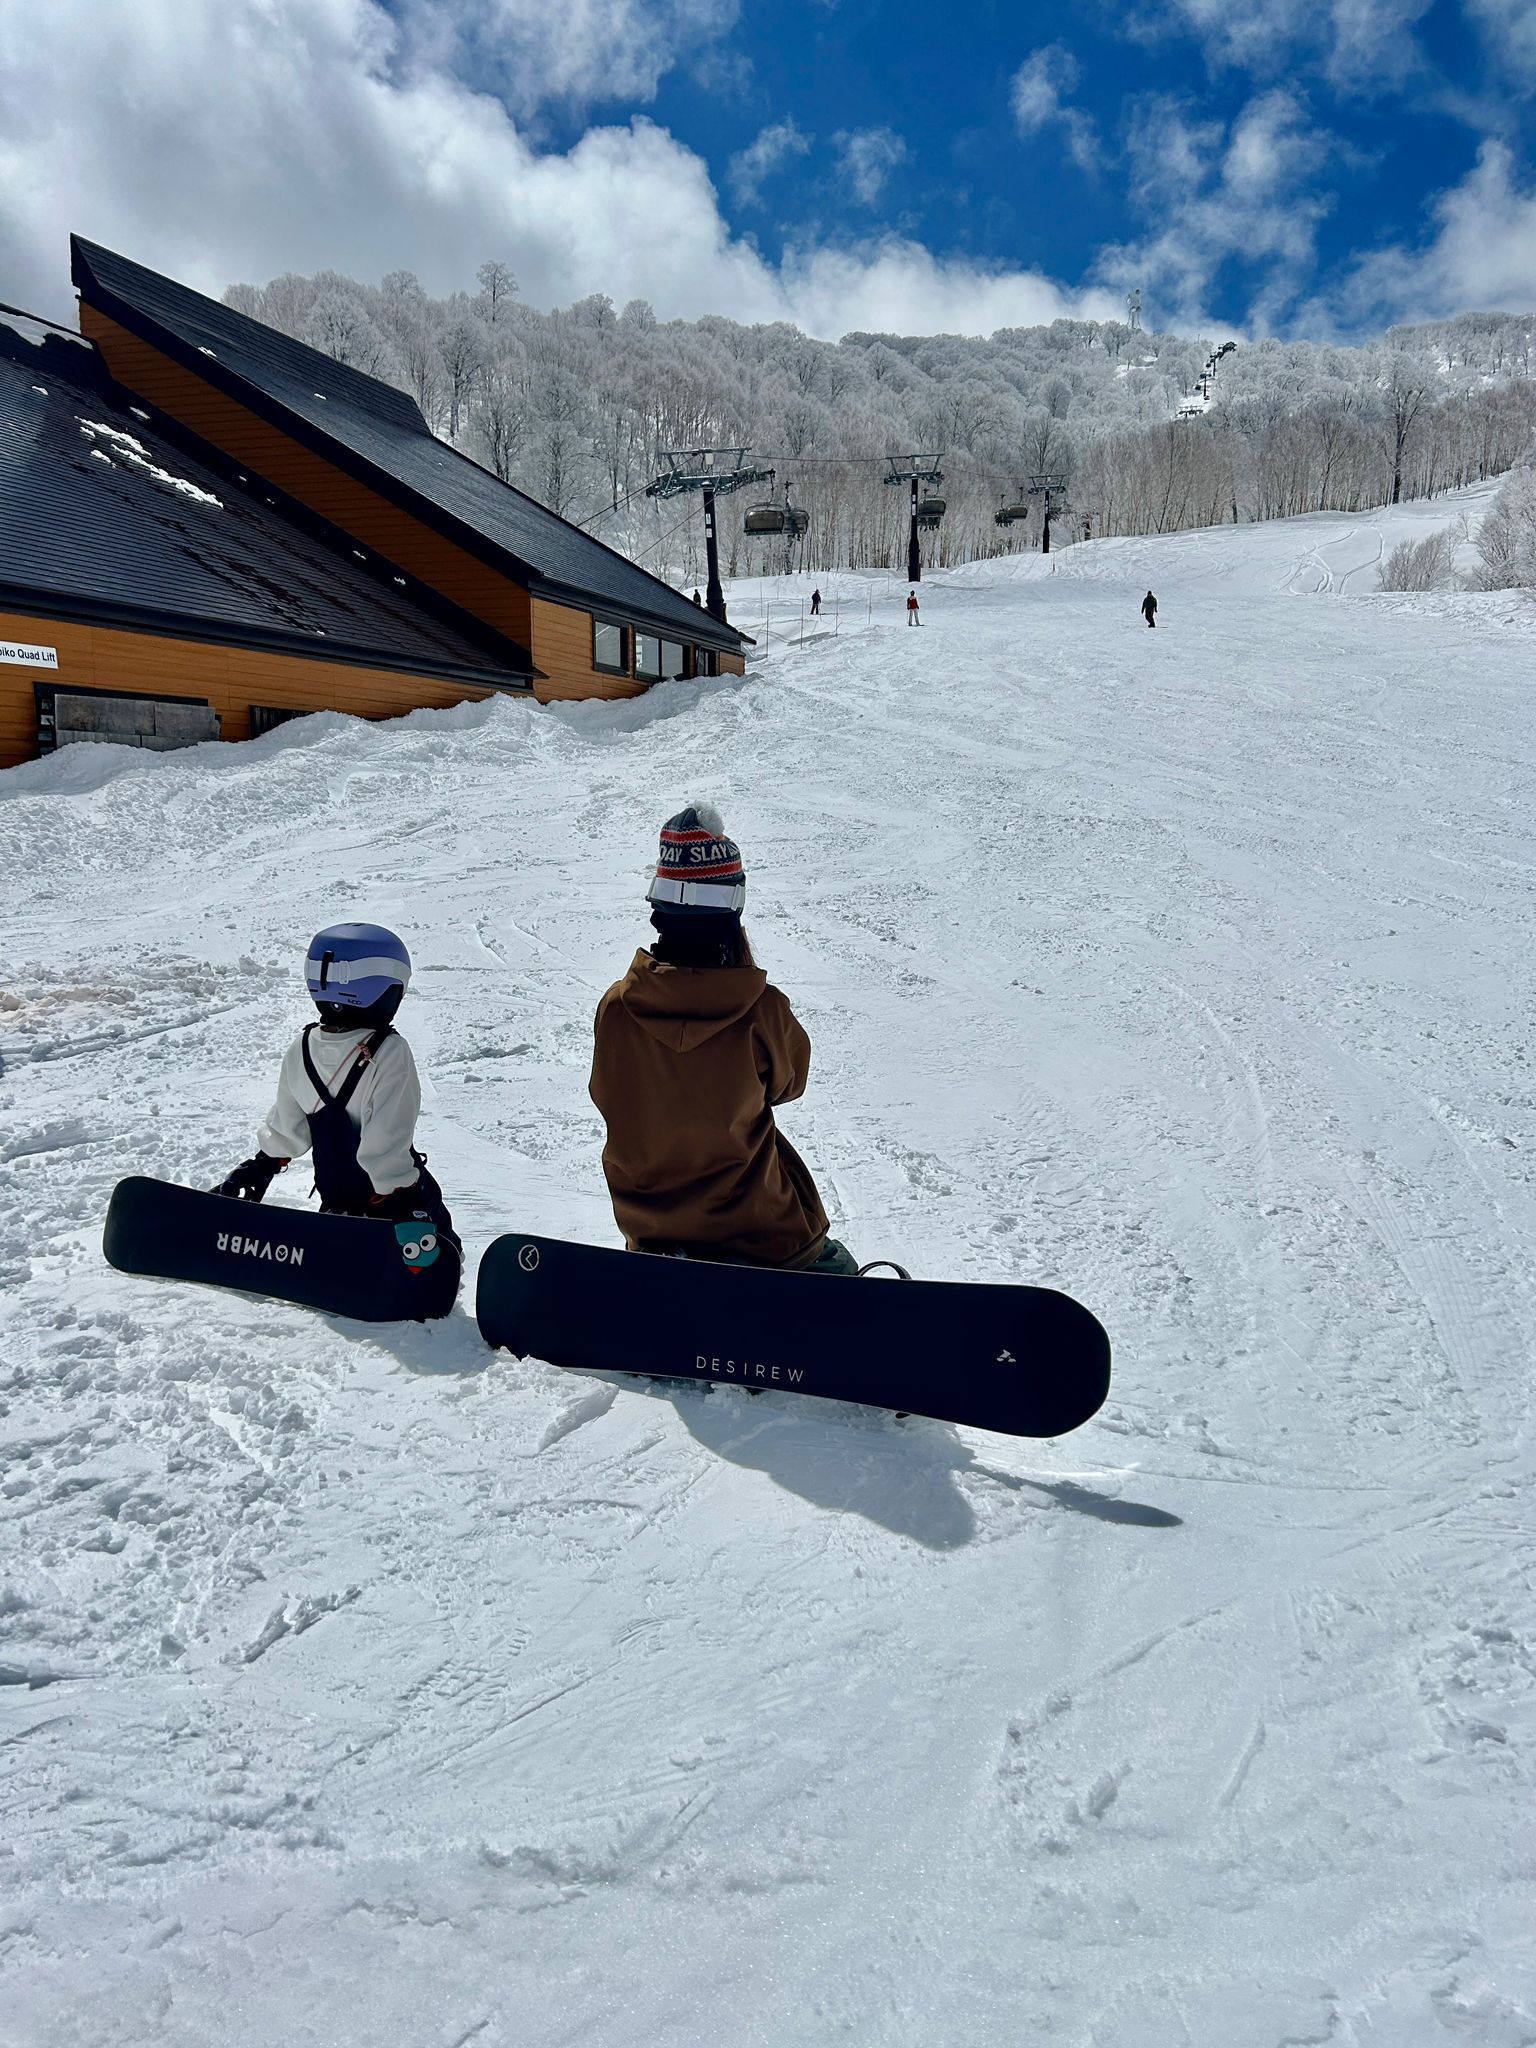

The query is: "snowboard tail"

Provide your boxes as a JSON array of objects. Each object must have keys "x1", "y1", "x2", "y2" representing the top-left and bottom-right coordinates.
[
  {"x1": 476, "y1": 1235, "x2": 1110, "y2": 1438},
  {"x1": 103, "y1": 1176, "x2": 460, "y2": 1322}
]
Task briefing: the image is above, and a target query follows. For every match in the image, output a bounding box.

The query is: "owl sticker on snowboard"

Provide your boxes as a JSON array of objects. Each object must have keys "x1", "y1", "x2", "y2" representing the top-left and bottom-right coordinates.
[{"x1": 395, "y1": 1217, "x2": 440, "y2": 1271}]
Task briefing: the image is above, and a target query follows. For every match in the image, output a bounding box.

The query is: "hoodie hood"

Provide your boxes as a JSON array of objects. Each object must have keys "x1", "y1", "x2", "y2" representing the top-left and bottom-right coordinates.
[{"x1": 616, "y1": 950, "x2": 767, "y2": 1050}]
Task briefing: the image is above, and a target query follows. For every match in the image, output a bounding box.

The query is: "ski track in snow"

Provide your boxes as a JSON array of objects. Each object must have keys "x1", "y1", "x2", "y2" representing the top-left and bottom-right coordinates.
[{"x1": 2, "y1": 483, "x2": 1534, "y2": 2046}]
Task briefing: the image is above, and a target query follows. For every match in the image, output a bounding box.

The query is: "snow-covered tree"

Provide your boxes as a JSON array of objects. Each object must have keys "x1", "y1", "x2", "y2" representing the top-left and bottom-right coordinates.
[
  {"x1": 1379, "y1": 527, "x2": 1462, "y2": 591},
  {"x1": 1471, "y1": 466, "x2": 1536, "y2": 589},
  {"x1": 220, "y1": 267, "x2": 1536, "y2": 572},
  {"x1": 476, "y1": 261, "x2": 518, "y2": 325}
]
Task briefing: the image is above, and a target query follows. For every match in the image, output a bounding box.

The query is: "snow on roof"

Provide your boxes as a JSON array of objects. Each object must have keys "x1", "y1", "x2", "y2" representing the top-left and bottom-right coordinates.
[
  {"x1": 77, "y1": 417, "x2": 224, "y2": 507},
  {"x1": 0, "y1": 347, "x2": 532, "y2": 681}
]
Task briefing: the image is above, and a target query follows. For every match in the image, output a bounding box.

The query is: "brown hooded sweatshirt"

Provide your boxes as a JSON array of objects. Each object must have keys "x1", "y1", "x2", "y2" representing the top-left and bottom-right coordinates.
[{"x1": 589, "y1": 950, "x2": 831, "y2": 1266}]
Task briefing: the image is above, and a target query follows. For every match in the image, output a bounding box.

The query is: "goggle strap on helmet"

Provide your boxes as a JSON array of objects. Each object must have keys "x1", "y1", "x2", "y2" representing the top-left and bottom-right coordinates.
[{"x1": 304, "y1": 923, "x2": 411, "y2": 1013}]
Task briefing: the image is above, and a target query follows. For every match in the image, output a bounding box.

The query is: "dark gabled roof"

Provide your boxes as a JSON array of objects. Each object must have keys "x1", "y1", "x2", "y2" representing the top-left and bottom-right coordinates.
[
  {"x1": 72, "y1": 238, "x2": 748, "y2": 654},
  {"x1": 0, "y1": 322, "x2": 534, "y2": 687}
]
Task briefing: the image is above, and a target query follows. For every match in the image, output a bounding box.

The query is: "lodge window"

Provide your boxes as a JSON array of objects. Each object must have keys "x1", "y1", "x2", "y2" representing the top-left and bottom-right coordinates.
[
  {"x1": 35, "y1": 681, "x2": 219, "y2": 754},
  {"x1": 593, "y1": 620, "x2": 694, "y2": 684},
  {"x1": 250, "y1": 704, "x2": 306, "y2": 737},
  {"x1": 593, "y1": 618, "x2": 629, "y2": 674}
]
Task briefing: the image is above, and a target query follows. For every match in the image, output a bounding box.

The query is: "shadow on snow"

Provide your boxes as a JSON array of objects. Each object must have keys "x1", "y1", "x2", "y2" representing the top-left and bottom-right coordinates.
[
  {"x1": 585, "y1": 1372, "x2": 1182, "y2": 1550},
  {"x1": 377, "y1": 1325, "x2": 1182, "y2": 1543}
]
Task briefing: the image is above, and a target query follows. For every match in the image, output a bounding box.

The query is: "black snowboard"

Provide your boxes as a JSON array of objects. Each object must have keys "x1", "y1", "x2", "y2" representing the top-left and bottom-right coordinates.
[
  {"x1": 103, "y1": 1175, "x2": 460, "y2": 1322},
  {"x1": 476, "y1": 1235, "x2": 1110, "y2": 1437}
]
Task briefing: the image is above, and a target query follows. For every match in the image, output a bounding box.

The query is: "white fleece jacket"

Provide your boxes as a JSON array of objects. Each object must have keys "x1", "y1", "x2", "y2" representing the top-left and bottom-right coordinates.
[{"x1": 257, "y1": 1025, "x2": 422, "y2": 1195}]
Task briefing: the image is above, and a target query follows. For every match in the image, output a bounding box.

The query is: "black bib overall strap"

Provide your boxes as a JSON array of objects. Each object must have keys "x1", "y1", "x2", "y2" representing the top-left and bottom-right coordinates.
[{"x1": 301, "y1": 1023, "x2": 393, "y2": 1213}]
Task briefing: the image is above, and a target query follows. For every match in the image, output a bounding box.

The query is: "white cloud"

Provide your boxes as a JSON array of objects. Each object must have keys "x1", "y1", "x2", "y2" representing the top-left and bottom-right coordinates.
[
  {"x1": 1320, "y1": 140, "x2": 1536, "y2": 325},
  {"x1": 1324, "y1": 0, "x2": 1435, "y2": 85},
  {"x1": 1128, "y1": 0, "x2": 1431, "y2": 90},
  {"x1": 1010, "y1": 45, "x2": 1098, "y2": 170},
  {"x1": 1099, "y1": 90, "x2": 1337, "y2": 328},
  {"x1": 393, "y1": 0, "x2": 741, "y2": 121},
  {"x1": 729, "y1": 118, "x2": 811, "y2": 207},
  {"x1": 777, "y1": 238, "x2": 1123, "y2": 336},
  {"x1": 0, "y1": 0, "x2": 1118, "y2": 340},
  {"x1": 832, "y1": 127, "x2": 908, "y2": 207},
  {"x1": 1463, "y1": 0, "x2": 1536, "y2": 80}
]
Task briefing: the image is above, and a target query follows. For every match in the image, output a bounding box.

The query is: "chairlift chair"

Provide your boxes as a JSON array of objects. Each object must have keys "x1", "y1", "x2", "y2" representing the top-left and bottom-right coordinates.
[
  {"x1": 747, "y1": 480, "x2": 809, "y2": 543},
  {"x1": 916, "y1": 494, "x2": 946, "y2": 528}
]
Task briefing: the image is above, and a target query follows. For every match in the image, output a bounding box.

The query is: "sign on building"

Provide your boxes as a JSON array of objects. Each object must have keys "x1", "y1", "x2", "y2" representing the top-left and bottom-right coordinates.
[{"x1": 0, "y1": 640, "x2": 60, "y2": 669}]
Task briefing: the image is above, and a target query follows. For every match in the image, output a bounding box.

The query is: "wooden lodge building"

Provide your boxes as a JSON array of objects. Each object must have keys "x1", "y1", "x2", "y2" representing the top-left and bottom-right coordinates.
[{"x1": 0, "y1": 237, "x2": 748, "y2": 770}]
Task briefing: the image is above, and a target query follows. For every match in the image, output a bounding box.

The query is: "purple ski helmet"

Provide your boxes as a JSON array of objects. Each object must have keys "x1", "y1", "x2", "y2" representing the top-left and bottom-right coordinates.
[{"x1": 304, "y1": 923, "x2": 411, "y2": 1013}]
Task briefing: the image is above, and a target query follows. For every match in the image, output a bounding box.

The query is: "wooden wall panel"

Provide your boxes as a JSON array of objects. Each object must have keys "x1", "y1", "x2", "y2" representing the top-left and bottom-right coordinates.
[
  {"x1": 528, "y1": 598, "x2": 647, "y2": 704},
  {"x1": 79, "y1": 310, "x2": 533, "y2": 650},
  {"x1": 718, "y1": 652, "x2": 746, "y2": 676},
  {"x1": 0, "y1": 609, "x2": 496, "y2": 770}
]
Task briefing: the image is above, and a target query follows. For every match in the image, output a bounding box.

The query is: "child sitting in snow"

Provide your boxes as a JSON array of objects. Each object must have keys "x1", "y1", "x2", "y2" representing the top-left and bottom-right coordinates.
[{"x1": 217, "y1": 922, "x2": 455, "y2": 1246}]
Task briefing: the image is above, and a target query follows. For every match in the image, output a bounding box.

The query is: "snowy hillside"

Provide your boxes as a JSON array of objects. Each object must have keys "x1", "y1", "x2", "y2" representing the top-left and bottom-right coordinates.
[
  {"x1": 217, "y1": 263, "x2": 1536, "y2": 570},
  {"x1": 963, "y1": 479, "x2": 1504, "y2": 596},
  {"x1": 3, "y1": 491, "x2": 1534, "y2": 2046}
]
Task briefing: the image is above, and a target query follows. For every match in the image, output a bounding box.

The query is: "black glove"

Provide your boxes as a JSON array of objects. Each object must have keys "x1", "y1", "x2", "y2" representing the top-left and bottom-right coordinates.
[
  {"x1": 366, "y1": 1178, "x2": 428, "y2": 1223},
  {"x1": 216, "y1": 1152, "x2": 287, "y2": 1202}
]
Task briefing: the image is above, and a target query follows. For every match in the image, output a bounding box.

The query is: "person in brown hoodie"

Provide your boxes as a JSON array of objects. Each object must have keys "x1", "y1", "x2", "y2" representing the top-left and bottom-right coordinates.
[{"x1": 589, "y1": 804, "x2": 858, "y2": 1276}]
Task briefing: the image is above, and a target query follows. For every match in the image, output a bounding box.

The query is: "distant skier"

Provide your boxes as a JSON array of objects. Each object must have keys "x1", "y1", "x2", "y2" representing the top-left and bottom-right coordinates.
[
  {"x1": 907, "y1": 589, "x2": 921, "y2": 625},
  {"x1": 810, "y1": 588, "x2": 821, "y2": 617},
  {"x1": 589, "y1": 806, "x2": 858, "y2": 1276},
  {"x1": 1141, "y1": 590, "x2": 1158, "y2": 628},
  {"x1": 216, "y1": 922, "x2": 456, "y2": 1245}
]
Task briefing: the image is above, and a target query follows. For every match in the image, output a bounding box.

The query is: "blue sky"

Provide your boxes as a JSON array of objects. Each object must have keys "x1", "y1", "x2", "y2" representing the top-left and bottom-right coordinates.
[
  {"x1": 5, "y1": 0, "x2": 1536, "y2": 338},
  {"x1": 641, "y1": 0, "x2": 1536, "y2": 330}
]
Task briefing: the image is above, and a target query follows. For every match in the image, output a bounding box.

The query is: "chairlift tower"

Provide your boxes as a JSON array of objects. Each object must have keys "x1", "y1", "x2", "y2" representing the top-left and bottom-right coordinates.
[
  {"x1": 1127, "y1": 287, "x2": 1142, "y2": 333},
  {"x1": 1029, "y1": 473, "x2": 1068, "y2": 555},
  {"x1": 884, "y1": 454, "x2": 945, "y2": 583},
  {"x1": 647, "y1": 448, "x2": 774, "y2": 625}
]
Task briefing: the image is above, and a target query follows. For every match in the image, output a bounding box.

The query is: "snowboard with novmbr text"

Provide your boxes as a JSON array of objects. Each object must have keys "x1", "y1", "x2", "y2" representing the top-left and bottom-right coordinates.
[
  {"x1": 476, "y1": 1234, "x2": 1111, "y2": 1437},
  {"x1": 103, "y1": 1175, "x2": 460, "y2": 1322}
]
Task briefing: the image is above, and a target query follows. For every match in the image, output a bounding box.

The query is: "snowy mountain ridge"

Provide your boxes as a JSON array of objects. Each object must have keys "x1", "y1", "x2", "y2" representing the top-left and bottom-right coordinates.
[{"x1": 218, "y1": 266, "x2": 1536, "y2": 575}]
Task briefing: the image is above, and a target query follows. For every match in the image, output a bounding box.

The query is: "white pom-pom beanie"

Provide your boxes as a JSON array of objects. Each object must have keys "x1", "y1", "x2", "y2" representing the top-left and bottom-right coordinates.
[{"x1": 646, "y1": 803, "x2": 747, "y2": 914}]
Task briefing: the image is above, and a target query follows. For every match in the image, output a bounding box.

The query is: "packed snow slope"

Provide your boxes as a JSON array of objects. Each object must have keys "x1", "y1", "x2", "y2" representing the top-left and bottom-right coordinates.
[{"x1": 3, "y1": 483, "x2": 1534, "y2": 2048}]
